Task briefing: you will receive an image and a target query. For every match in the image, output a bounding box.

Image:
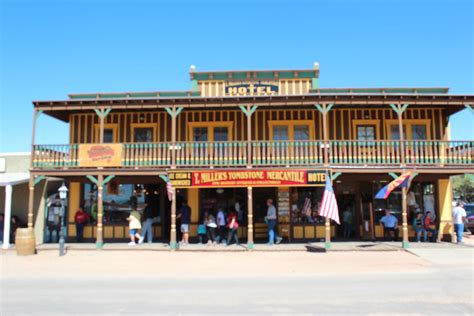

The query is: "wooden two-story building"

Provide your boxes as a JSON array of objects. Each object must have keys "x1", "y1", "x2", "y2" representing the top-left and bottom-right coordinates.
[{"x1": 28, "y1": 64, "x2": 474, "y2": 249}]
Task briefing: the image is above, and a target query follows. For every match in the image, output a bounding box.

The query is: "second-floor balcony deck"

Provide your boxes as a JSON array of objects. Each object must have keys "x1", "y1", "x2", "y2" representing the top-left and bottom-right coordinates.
[{"x1": 32, "y1": 140, "x2": 474, "y2": 171}]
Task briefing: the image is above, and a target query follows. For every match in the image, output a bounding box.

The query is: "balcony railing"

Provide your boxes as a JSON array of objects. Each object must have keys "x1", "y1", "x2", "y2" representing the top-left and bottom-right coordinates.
[{"x1": 32, "y1": 140, "x2": 474, "y2": 169}]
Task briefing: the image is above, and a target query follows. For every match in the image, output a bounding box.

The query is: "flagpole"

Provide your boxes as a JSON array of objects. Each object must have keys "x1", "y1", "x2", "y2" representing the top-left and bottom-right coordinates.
[{"x1": 325, "y1": 172, "x2": 332, "y2": 250}]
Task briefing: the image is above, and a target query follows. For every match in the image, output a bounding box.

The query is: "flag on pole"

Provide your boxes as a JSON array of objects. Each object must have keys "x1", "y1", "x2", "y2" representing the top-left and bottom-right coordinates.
[
  {"x1": 319, "y1": 174, "x2": 340, "y2": 224},
  {"x1": 375, "y1": 171, "x2": 412, "y2": 199},
  {"x1": 166, "y1": 176, "x2": 175, "y2": 201}
]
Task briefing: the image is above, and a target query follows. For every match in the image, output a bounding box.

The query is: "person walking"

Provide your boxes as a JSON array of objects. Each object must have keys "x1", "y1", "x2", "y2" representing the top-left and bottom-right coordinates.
[
  {"x1": 74, "y1": 208, "x2": 90, "y2": 242},
  {"x1": 265, "y1": 199, "x2": 282, "y2": 245},
  {"x1": 177, "y1": 200, "x2": 191, "y2": 245},
  {"x1": 127, "y1": 210, "x2": 143, "y2": 246},
  {"x1": 452, "y1": 201, "x2": 467, "y2": 244},
  {"x1": 342, "y1": 207, "x2": 353, "y2": 238},
  {"x1": 226, "y1": 209, "x2": 239, "y2": 246},
  {"x1": 140, "y1": 202, "x2": 154, "y2": 244},
  {"x1": 216, "y1": 208, "x2": 227, "y2": 244}
]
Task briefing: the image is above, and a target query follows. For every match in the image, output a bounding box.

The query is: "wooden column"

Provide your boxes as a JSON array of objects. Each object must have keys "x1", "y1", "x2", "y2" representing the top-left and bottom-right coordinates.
[
  {"x1": 171, "y1": 106, "x2": 177, "y2": 168},
  {"x1": 27, "y1": 176, "x2": 35, "y2": 228},
  {"x1": 390, "y1": 104, "x2": 409, "y2": 167},
  {"x1": 247, "y1": 186, "x2": 254, "y2": 250},
  {"x1": 239, "y1": 105, "x2": 257, "y2": 168},
  {"x1": 96, "y1": 174, "x2": 104, "y2": 248},
  {"x1": 401, "y1": 186, "x2": 409, "y2": 248},
  {"x1": 322, "y1": 104, "x2": 329, "y2": 166},
  {"x1": 28, "y1": 109, "x2": 42, "y2": 228},
  {"x1": 170, "y1": 189, "x2": 177, "y2": 250},
  {"x1": 2, "y1": 184, "x2": 13, "y2": 249},
  {"x1": 94, "y1": 108, "x2": 111, "y2": 144}
]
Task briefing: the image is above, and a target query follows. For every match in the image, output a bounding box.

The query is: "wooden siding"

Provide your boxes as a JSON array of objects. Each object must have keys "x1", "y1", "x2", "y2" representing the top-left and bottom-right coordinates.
[{"x1": 69, "y1": 107, "x2": 446, "y2": 143}]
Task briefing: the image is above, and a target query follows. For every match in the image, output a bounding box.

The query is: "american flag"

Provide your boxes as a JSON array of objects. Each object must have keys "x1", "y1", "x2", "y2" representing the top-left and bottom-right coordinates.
[
  {"x1": 319, "y1": 173, "x2": 340, "y2": 224},
  {"x1": 166, "y1": 176, "x2": 175, "y2": 201}
]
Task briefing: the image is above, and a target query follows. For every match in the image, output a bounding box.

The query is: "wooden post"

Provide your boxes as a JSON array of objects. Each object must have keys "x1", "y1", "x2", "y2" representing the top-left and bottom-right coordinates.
[
  {"x1": 96, "y1": 174, "x2": 104, "y2": 248},
  {"x1": 397, "y1": 104, "x2": 406, "y2": 166},
  {"x1": 322, "y1": 104, "x2": 329, "y2": 166},
  {"x1": 247, "y1": 186, "x2": 254, "y2": 250},
  {"x1": 324, "y1": 172, "x2": 332, "y2": 249},
  {"x1": 401, "y1": 186, "x2": 409, "y2": 248},
  {"x1": 28, "y1": 109, "x2": 41, "y2": 228},
  {"x1": 170, "y1": 190, "x2": 177, "y2": 250},
  {"x1": 99, "y1": 109, "x2": 105, "y2": 143},
  {"x1": 246, "y1": 105, "x2": 252, "y2": 168},
  {"x1": 27, "y1": 176, "x2": 35, "y2": 228},
  {"x1": 171, "y1": 106, "x2": 177, "y2": 169}
]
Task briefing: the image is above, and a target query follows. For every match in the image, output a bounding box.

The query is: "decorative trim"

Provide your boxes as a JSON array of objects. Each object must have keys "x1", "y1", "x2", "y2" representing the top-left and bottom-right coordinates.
[
  {"x1": 33, "y1": 175, "x2": 46, "y2": 186},
  {"x1": 86, "y1": 175, "x2": 99, "y2": 185},
  {"x1": 103, "y1": 175, "x2": 116, "y2": 186},
  {"x1": 238, "y1": 105, "x2": 258, "y2": 117}
]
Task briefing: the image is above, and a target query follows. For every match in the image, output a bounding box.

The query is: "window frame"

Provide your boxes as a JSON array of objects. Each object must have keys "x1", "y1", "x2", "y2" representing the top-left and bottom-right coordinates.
[
  {"x1": 268, "y1": 120, "x2": 315, "y2": 141},
  {"x1": 385, "y1": 119, "x2": 431, "y2": 140},
  {"x1": 130, "y1": 123, "x2": 158, "y2": 143},
  {"x1": 94, "y1": 123, "x2": 118, "y2": 143},
  {"x1": 352, "y1": 119, "x2": 380, "y2": 141},
  {"x1": 188, "y1": 122, "x2": 234, "y2": 141}
]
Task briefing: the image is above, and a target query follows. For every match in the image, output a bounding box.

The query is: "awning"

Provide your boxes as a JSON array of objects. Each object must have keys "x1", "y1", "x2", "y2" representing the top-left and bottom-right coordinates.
[{"x1": 0, "y1": 173, "x2": 30, "y2": 186}]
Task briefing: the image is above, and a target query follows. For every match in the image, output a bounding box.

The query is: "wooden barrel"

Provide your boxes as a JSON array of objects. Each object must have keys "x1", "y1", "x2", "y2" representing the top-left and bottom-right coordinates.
[{"x1": 15, "y1": 228, "x2": 36, "y2": 256}]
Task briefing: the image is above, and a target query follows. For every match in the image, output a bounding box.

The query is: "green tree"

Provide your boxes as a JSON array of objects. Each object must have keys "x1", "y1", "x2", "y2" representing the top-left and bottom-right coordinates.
[{"x1": 452, "y1": 175, "x2": 474, "y2": 202}]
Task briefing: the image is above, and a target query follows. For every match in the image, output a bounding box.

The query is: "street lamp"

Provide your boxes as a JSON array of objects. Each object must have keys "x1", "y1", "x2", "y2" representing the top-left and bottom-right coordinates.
[{"x1": 58, "y1": 183, "x2": 68, "y2": 256}]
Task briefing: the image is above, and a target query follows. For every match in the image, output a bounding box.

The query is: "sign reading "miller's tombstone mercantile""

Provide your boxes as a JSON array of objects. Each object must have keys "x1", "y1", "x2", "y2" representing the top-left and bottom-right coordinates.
[
  {"x1": 168, "y1": 170, "x2": 326, "y2": 188},
  {"x1": 225, "y1": 81, "x2": 278, "y2": 96}
]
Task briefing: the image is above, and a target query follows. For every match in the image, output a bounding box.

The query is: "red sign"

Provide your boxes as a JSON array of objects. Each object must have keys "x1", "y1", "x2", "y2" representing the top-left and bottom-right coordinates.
[{"x1": 168, "y1": 170, "x2": 327, "y2": 188}]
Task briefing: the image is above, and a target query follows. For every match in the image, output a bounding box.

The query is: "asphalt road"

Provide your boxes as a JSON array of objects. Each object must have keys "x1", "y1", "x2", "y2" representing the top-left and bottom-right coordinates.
[{"x1": 1, "y1": 249, "x2": 473, "y2": 315}]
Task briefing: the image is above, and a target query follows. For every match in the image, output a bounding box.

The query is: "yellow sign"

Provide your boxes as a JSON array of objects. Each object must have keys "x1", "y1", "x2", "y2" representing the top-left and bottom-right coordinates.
[{"x1": 78, "y1": 144, "x2": 123, "y2": 167}]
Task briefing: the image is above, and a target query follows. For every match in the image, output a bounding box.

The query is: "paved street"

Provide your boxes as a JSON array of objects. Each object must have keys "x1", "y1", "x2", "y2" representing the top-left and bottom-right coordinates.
[{"x1": 1, "y1": 247, "x2": 473, "y2": 315}]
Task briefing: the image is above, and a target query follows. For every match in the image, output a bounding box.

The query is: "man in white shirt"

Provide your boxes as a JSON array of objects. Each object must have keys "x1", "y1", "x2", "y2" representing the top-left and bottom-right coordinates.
[{"x1": 452, "y1": 202, "x2": 467, "y2": 244}]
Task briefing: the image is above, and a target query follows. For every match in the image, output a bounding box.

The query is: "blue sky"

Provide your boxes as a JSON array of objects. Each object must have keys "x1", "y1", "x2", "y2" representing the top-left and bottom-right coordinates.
[{"x1": 1, "y1": 0, "x2": 473, "y2": 152}]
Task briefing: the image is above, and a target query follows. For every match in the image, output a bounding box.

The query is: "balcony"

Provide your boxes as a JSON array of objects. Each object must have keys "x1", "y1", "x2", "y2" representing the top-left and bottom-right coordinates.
[{"x1": 32, "y1": 140, "x2": 474, "y2": 170}]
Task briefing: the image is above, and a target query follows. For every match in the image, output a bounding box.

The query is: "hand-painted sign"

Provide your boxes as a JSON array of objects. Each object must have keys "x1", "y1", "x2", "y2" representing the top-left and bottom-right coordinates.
[
  {"x1": 225, "y1": 81, "x2": 278, "y2": 96},
  {"x1": 78, "y1": 144, "x2": 123, "y2": 167},
  {"x1": 169, "y1": 170, "x2": 326, "y2": 188}
]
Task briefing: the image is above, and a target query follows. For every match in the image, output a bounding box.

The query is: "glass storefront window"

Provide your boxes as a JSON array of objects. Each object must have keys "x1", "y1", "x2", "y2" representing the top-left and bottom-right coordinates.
[
  {"x1": 83, "y1": 183, "x2": 149, "y2": 224},
  {"x1": 290, "y1": 187, "x2": 324, "y2": 224}
]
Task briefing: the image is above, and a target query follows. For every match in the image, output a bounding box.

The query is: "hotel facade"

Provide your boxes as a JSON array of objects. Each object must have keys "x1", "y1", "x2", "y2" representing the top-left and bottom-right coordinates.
[{"x1": 29, "y1": 64, "x2": 474, "y2": 249}]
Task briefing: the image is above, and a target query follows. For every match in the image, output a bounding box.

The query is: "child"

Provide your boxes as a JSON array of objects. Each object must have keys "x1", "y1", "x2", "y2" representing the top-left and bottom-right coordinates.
[
  {"x1": 127, "y1": 210, "x2": 143, "y2": 245},
  {"x1": 197, "y1": 211, "x2": 208, "y2": 244}
]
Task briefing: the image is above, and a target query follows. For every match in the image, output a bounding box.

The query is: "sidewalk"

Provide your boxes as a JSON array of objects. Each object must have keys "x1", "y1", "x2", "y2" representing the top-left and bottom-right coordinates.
[{"x1": 2, "y1": 239, "x2": 472, "y2": 253}]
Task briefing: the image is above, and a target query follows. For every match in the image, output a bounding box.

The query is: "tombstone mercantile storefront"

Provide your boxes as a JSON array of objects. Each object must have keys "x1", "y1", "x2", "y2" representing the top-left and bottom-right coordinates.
[{"x1": 28, "y1": 63, "x2": 474, "y2": 249}]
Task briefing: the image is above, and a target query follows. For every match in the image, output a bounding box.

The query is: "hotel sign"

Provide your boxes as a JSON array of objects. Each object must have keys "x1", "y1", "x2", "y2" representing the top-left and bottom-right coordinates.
[
  {"x1": 169, "y1": 170, "x2": 326, "y2": 188},
  {"x1": 225, "y1": 80, "x2": 278, "y2": 96},
  {"x1": 78, "y1": 144, "x2": 123, "y2": 167}
]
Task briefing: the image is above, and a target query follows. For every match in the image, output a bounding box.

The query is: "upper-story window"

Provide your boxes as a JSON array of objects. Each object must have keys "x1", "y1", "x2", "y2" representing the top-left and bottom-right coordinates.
[
  {"x1": 131, "y1": 123, "x2": 157, "y2": 143},
  {"x1": 189, "y1": 122, "x2": 233, "y2": 141},
  {"x1": 94, "y1": 123, "x2": 118, "y2": 143},
  {"x1": 387, "y1": 120, "x2": 431, "y2": 140},
  {"x1": 352, "y1": 120, "x2": 380, "y2": 141},
  {"x1": 269, "y1": 121, "x2": 314, "y2": 141}
]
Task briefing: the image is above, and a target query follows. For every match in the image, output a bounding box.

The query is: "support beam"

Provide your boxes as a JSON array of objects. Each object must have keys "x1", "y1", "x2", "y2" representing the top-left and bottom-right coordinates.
[
  {"x1": 96, "y1": 174, "x2": 104, "y2": 249},
  {"x1": 238, "y1": 105, "x2": 258, "y2": 168},
  {"x1": 27, "y1": 176, "x2": 35, "y2": 228},
  {"x1": 103, "y1": 175, "x2": 116, "y2": 186},
  {"x1": 390, "y1": 103, "x2": 408, "y2": 166},
  {"x1": 401, "y1": 186, "x2": 409, "y2": 249},
  {"x1": 86, "y1": 175, "x2": 99, "y2": 185},
  {"x1": 247, "y1": 187, "x2": 254, "y2": 250},
  {"x1": 165, "y1": 106, "x2": 184, "y2": 169},
  {"x1": 464, "y1": 104, "x2": 474, "y2": 115},
  {"x1": 315, "y1": 104, "x2": 333, "y2": 166},
  {"x1": 170, "y1": 189, "x2": 177, "y2": 250},
  {"x1": 2, "y1": 184, "x2": 13, "y2": 249}
]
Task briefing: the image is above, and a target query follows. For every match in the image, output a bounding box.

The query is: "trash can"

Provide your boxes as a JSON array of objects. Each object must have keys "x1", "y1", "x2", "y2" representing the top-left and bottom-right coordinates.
[{"x1": 15, "y1": 228, "x2": 36, "y2": 256}]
